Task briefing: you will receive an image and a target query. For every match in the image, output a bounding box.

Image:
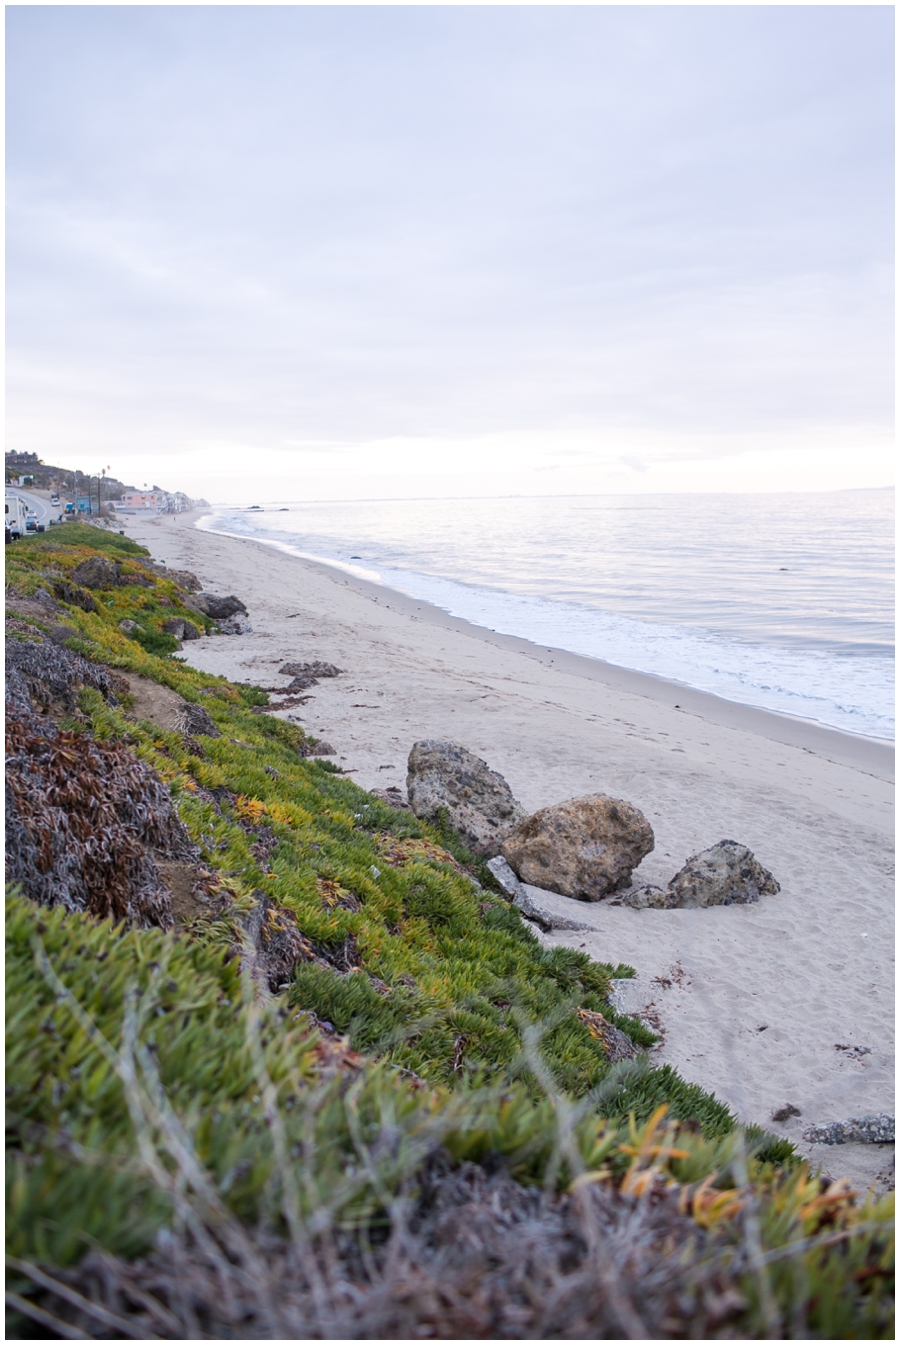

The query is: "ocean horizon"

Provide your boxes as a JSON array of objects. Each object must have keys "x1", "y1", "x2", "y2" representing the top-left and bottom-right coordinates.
[{"x1": 199, "y1": 487, "x2": 894, "y2": 742}]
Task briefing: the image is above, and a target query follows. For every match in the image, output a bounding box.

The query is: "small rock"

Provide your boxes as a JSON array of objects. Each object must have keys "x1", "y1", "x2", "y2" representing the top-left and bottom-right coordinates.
[
  {"x1": 217, "y1": 615, "x2": 253, "y2": 635},
  {"x1": 803, "y1": 1115, "x2": 894, "y2": 1145},
  {"x1": 32, "y1": 587, "x2": 59, "y2": 610},
  {"x1": 162, "y1": 617, "x2": 200, "y2": 642},
  {"x1": 46, "y1": 624, "x2": 79, "y2": 645},
  {"x1": 279, "y1": 661, "x2": 342, "y2": 678},
  {"x1": 118, "y1": 619, "x2": 138, "y2": 634},
  {"x1": 576, "y1": 1008, "x2": 640, "y2": 1063},
  {"x1": 515, "y1": 883, "x2": 595, "y2": 932},
  {"x1": 72, "y1": 556, "x2": 119, "y2": 590},
  {"x1": 486, "y1": 855, "x2": 525, "y2": 901},
  {"x1": 501, "y1": 795, "x2": 654, "y2": 901},
  {"x1": 618, "y1": 884, "x2": 676, "y2": 909},
  {"x1": 772, "y1": 1104, "x2": 802, "y2": 1123},
  {"x1": 667, "y1": 840, "x2": 779, "y2": 908},
  {"x1": 368, "y1": 788, "x2": 413, "y2": 811},
  {"x1": 407, "y1": 741, "x2": 526, "y2": 858},
  {"x1": 307, "y1": 741, "x2": 336, "y2": 756}
]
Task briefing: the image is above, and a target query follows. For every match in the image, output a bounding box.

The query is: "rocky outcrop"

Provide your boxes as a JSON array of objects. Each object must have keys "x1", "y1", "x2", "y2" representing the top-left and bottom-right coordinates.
[
  {"x1": 501, "y1": 795, "x2": 654, "y2": 901},
  {"x1": 6, "y1": 640, "x2": 199, "y2": 928},
  {"x1": 406, "y1": 741, "x2": 526, "y2": 858},
  {"x1": 666, "y1": 840, "x2": 779, "y2": 908},
  {"x1": 72, "y1": 556, "x2": 119, "y2": 589},
  {"x1": 144, "y1": 561, "x2": 202, "y2": 593}
]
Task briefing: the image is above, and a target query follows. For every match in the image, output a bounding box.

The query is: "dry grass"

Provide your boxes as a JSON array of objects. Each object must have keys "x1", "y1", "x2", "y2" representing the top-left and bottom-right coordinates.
[{"x1": 6, "y1": 947, "x2": 893, "y2": 1340}]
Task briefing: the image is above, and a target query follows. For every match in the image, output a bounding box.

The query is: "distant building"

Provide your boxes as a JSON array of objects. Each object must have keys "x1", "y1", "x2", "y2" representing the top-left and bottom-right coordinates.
[{"x1": 117, "y1": 491, "x2": 163, "y2": 511}]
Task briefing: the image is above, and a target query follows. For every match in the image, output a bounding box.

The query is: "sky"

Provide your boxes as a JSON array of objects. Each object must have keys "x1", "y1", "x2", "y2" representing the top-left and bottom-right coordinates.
[{"x1": 6, "y1": 5, "x2": 895, "y2": 502}]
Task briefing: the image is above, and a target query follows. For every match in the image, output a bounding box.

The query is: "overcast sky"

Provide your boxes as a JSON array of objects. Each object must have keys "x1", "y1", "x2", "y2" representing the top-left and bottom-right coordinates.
[{"x1": 6, "y1": 5, "x2": 895, "y2": 500}]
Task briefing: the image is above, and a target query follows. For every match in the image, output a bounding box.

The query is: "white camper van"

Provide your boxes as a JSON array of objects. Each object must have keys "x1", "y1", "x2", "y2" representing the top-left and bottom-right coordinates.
[{"x1": 5, "y1": 493, "x2": 29, "y2": 542}]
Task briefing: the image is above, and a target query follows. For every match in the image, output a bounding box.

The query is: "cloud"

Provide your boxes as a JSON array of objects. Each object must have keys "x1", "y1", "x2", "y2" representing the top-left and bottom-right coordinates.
[{"x1": 5, "y1": 6, "x2": 894, "y2": 496}]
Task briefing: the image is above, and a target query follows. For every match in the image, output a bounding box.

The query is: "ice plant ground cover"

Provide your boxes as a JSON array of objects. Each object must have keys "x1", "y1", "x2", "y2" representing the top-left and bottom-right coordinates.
[{"x1": 5, "y1": 524, "x2": 894, "y2": 1338}]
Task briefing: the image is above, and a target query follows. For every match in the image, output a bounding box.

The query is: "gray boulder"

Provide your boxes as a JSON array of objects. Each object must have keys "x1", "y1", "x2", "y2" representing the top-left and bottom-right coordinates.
[
  {"x1": 666, "y1": 840, "x2": 779, "y2": 908},
  {"x1": 406, "y1": 741, "x2": 526, "y2": 858},
  {"x1": 198, "y1": 593, "x2": 247, "y2": 620},
  {"x1": 162, "y1": 617, "x2": 202, "y2": 641},
  {"x1": 72, "y1": 556, "x2": 119, "y2": 589},
  {"x1": 118, "y1": 618, "x2": 138, "y2": 634},
  {"x1": 501, "y1": 795, "x2": 654, "y2": 901}
]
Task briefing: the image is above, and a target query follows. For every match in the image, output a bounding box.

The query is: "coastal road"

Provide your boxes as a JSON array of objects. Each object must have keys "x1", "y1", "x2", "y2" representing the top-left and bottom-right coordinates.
[{"x1": 6, "y1": 487, "x2": 60, "y2": 529}]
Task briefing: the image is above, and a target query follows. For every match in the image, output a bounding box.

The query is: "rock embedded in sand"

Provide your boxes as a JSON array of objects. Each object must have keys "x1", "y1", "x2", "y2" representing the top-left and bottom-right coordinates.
[
  {"x1": 803, "y1": 1115, "x2": 894, "y2": 1145},
  {"x1": 217, "y1": 615, "x2": 253, "y2": 635},
  {"x1": 618, "y1": 884, "x2": 676, "y2": 910},
  {"x1": 279, "y1": 661, "x2": 342, "y2": 679},
  {"x1": 666, "y1": 839, "x2": 779, "y2": 908},
  {"x1": 406, "y1": 740, "x2": 526, "y2": 858},
  {"x1": 501, "y1": 794, "x2": 654, "y2": 901}
]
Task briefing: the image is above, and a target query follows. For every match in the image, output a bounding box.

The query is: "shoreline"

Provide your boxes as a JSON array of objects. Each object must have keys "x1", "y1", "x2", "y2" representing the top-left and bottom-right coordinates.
[
  {"x1": 122, "y1": 509, "x2": 895, "y2": 1192},
  {"x1": 197, "y1": 515, "x2": 893, "y2": 777}
]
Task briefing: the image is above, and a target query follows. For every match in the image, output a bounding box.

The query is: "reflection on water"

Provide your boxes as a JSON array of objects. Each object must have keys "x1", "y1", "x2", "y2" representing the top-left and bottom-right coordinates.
[{"x1": 200, "y1": 489, "x2": 894, "y2": 740}]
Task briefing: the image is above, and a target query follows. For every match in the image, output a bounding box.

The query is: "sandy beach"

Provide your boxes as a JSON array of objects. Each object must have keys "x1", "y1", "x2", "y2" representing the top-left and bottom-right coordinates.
[{"x1": 124, "y1": 509, "x2": 894, "y2": 1191}]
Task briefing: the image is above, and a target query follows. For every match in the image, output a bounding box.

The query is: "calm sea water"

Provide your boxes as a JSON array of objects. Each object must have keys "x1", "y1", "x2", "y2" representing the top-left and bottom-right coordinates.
[{"x1": 200, "y1": 490, "x2": 894, "y2": 740}]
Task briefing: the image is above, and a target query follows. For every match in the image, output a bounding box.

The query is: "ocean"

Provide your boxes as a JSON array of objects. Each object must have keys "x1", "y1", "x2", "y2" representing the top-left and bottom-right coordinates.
[{"x1": 199, "y1": 489, "x2": 894, "y2": 741}]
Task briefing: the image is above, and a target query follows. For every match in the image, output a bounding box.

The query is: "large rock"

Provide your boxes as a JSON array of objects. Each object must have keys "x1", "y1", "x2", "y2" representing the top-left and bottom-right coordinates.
[
  {"x1": 501, "y1": 795, "x2": 654, "y2": 901},
  {"x1": 406, "y1": 741, "x2": 526, "y2": 858},
  {"x1": 72, "y1": 556, "x2": 119, "y2": 589},
  {"x1": 195, "y1": 592, "x2": 247, "y2": 620},
  {"x1": 666, "y1": 840, "x2": 779, "y2": 908}
]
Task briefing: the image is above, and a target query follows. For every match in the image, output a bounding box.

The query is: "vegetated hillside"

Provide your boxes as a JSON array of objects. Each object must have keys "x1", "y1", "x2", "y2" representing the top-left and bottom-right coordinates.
[{"x1": 5, "y1": 526, "x2": 894, "y2": 1340}]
